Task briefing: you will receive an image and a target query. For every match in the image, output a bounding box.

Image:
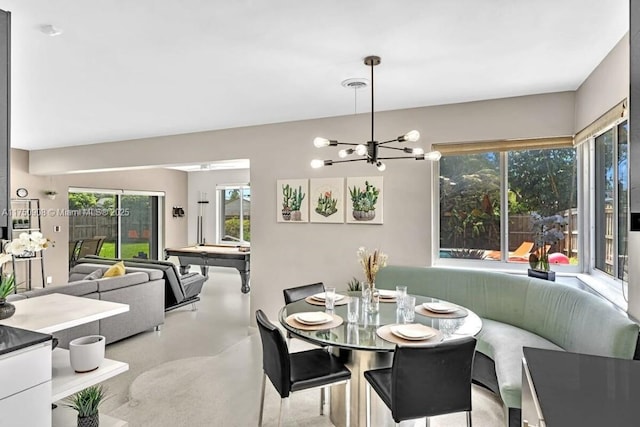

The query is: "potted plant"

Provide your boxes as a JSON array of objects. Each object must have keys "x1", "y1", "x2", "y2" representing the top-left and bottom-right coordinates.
[
  {"x1": 346, "y1": 276, "x2": 361, "y2": 292},
  {"x1": 0, "y1": 272, "x2": 15, "y2": 320},
  {"x1": 64, "y1": 385, "x2": 108, "y2": 427},
  {"x1": 349, "y1": 181, "x2": 379, "y2": 221},
  {"x1": 527, "y1": 212, "x2": 567, "y2": 281}
]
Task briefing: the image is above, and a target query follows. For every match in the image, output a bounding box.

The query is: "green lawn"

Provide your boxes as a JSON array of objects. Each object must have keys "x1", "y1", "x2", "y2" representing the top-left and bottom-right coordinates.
[{"x1": 99, "y1": 242, "x2": 150, "y2": 259}]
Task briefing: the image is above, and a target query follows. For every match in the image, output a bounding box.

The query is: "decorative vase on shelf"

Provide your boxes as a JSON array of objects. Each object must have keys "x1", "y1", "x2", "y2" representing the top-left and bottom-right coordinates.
[
  {"x1": 362, "y1": 283, "x2": 379, "y2": 314},
  {"x1": 527, "y1": 248, "x2": 555, "y2": 281},
  {"x1": 0, "y1": 300, "x2": 15, "y2": 320}
]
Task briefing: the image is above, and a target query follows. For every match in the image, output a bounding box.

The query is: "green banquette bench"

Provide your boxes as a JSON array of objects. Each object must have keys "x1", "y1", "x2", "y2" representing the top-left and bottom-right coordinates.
[{"x1": 376, "y1": 266, "x2": 639, "y2": 427}]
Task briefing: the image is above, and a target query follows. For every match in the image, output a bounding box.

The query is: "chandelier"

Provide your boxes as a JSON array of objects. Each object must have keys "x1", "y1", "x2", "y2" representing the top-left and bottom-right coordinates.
[{"x1": 310, "y1": 55, "x2": 441, "y2": 171}]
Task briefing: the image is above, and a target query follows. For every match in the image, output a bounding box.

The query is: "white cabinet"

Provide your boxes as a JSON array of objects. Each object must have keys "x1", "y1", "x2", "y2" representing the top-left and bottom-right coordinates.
[{"x1": 0, "y1": 342, "x2": 52, "y2": 426}]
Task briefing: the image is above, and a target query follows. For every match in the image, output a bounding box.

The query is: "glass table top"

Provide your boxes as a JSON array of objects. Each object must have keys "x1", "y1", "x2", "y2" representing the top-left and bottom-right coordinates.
[{"x1": 279, "y1": 292, "x2": 483, "y2": 352}]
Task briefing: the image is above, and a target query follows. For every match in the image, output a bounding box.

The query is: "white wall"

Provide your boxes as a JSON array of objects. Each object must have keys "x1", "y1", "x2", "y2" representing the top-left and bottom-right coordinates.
[
  {"x1": 575, "y1": 33, "x2": 629, "y2": 131},
  {"x1": 11, "y1": 148, "x2": 188, "y2": 286},
  {"x1": 187, "y1": 168, "x2": 250, "y2": 245},
  {"x1": 26, "y1": 92, "x2": 575, "y2": 320}
]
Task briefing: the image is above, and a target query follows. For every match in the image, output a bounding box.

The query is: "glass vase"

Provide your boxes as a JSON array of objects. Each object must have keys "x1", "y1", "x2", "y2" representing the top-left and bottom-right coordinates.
[{"x1": 362, "y1": 283, "x2": 379, "y2": 314}]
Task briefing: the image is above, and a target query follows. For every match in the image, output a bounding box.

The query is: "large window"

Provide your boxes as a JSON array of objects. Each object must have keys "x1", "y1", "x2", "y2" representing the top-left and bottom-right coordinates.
[
  {"x1": 594, "y1": 121, "x2": 628, "y2": 281},
  {"x1": 438, "y1": 143, "x2": 578, "y2": 265},
  {"x1": 217, "y1": 184, "x2": 250, "y2": 244}
]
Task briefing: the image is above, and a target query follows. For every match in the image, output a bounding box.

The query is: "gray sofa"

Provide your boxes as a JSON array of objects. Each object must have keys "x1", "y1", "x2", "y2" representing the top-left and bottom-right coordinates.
[
  {"x1": 376, "y1": 266, "x2": 639, "y2": 427},
  {"x1": 8, "y1": 264, "x2": 165, "y2": 347},
  {"x1": 76, "y1": 256, "x2": 207, "y2": 311}
]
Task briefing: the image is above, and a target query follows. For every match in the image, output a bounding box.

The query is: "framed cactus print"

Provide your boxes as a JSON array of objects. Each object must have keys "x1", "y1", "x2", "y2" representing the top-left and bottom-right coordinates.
[
  {"x1": 277, "y1": 179, "x2": 309, "y2": 223},
  {"x1": 309, "y1": 178, "x2": 344, "y2": 223},
  {"x1": 346, "y1": 176, "x2": 383, "y2": 224}
]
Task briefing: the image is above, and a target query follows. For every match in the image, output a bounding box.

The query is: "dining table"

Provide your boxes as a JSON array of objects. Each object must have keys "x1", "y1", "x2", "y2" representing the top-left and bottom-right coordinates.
[{"x1": 279, "y1": 291, "x2": 483, "y2": 427}]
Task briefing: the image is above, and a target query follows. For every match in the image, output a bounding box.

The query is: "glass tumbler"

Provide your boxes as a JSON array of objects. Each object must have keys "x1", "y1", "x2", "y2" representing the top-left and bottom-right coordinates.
[
  {"x1": 403, "y1": 296, "x2": 416, "y2": 323},
  {"x1": 347, "y1": 297, "x2": 360, "y2": 323},
  {"x1": 395, "y1": 285, "x2": 408, "y2": 309},
  {"x1": 324, "y1": 287, "x2": 336, "y2": 310}
]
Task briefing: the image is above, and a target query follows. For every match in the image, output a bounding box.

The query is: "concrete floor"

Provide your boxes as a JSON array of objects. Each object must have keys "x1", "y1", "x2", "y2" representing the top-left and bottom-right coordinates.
[
  {"x1": 93, "y1": 266, "x2": 503, "y2": 426},
  {"x1": 101, "y1": 266, "x2": 253, "y2": 413}
]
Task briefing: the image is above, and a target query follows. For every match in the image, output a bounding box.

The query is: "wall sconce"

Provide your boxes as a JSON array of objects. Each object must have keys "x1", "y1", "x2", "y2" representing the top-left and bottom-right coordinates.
[
  {"x1": 44, "y1": 190, "x2": 57, "y2": 200},
  {"x1": 172, "y1": 206, "x2": 185, "y2": 217}
]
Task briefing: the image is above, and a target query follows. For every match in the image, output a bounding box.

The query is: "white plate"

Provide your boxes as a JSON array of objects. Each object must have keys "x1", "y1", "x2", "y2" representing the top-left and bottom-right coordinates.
[
  {"x1": 423, "y1": 302, "x2": 458, "y2": 313},
  {"x1": 311, "y1": 292, "x2": 345, "y2": 302},
  {"x1": 390, "y1": 324, "x2": 435, "y2": 341},
  {"x1": 377, "y1": 289, "x2": 396, "y2": 299},
  {"x1": 294, "y1": 312, "x2": 333, "y2": 325}
]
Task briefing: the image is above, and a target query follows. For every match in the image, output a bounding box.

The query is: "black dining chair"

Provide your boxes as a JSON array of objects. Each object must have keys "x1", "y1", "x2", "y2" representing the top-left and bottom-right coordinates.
[
  {"x1": 282, "y1": 282, "x2": 325, "y2": 340},
  {"x1": 364, "y1": 336, "x2": 477, "y2": 427},
  {"x1": 256, "y1": 309, "x2": 351, "y2": 427},
  {"x1": 283, "y1": 282, "x2": 325, "y2": 304}
]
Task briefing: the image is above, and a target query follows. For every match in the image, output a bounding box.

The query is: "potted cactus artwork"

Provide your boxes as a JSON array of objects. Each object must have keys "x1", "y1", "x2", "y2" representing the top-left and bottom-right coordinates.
[
  {"x1": 349, "y1": 180, "x2": 380, "y2": 221},
  {"x1": 315, "y1": 191, "x2": 338, "y2": 217},
  {"x1": 281, "y1": 184, "x2": 293, "y2": 220},
  {"x1": 280, "y1": 182, "x2": 306, "y2": 221}
]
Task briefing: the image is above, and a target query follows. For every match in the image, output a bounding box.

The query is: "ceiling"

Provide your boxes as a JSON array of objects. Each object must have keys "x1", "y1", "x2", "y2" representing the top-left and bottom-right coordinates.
[{"x1": 1, "y1": 0, "x2": 629, "y2": 151}]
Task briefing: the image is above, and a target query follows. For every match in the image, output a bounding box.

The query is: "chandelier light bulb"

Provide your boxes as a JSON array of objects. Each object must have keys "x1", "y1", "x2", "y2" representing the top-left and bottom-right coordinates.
[
  {"x1": 355, "y1": 144, "x2": 367, "y2": 156},
  {"x1": 404, "y1": 130, "x2": 420, "y2": 142},
  {"x1": 310, "y1": 159, "x2": 325, "y2": 168},
  {"x1": 424, "y1": 150, "x2": 442, "y2": 161},
  {"x1": 376, "y1": 161, "x2": 386, "y2": 172},
  {"x1": 314, "y1": 137, "x2": 330, "y2": 148},
  {"x1": 338, "y1": 149, "x2": 348, "y2": 158},
  {"x1": 413, "y1": 147, "x2": 425, "y2": 156}
]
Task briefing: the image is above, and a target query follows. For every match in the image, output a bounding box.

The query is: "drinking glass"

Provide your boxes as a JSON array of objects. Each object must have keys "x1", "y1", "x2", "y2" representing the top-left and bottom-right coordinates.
[
  {"x1": 347, "y1": 297, "x2": 360, "y2": 323},
  {"x1": 395, "y1": 285, "x2": 408, "y2": 309},
  {"x1": 403, "y1": 296, "x2": 416, "y2": 323},
  {"x1": 324, "y1": 287, "x2": 336, "y2": 310}
]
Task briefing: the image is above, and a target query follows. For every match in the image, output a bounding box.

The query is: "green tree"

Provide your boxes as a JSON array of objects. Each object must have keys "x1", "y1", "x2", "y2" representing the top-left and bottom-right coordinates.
[
  {"x1": 508, "y1": 148, "x2": 577, "y2": 216},
  {"x1": 68, "y1": 193, "x2": 98, "y2": 210},
  {"x1": 224, "y1": 218, "x2": 250, "y2": 242},
  {"x1": 439, "y1": 153, "x2": 501, "y2": 250},
  {"x1": 227, "y1": 189, "x2": 241, "y2": 201}
]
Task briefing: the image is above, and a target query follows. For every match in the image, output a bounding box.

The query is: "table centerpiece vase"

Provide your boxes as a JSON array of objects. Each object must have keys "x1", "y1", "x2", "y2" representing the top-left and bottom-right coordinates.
[
  {"x1": 362, "y1": 283, "x2": 380, "y2": 314},
  {"x1": 357, "y1": 247, "x2": 387, "y2": 314}
]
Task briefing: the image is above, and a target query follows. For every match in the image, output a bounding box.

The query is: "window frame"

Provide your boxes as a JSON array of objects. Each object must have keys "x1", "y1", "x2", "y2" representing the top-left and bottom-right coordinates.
[
  {"x1": 215, "y1": 183, "x2": 250, "y2": 245},
  {"x1": 588, "y1": 118, "x2": 629, "y2": 289},
  {"x1": 433, "y1": 144, "x2": 583, "y2": 275}
]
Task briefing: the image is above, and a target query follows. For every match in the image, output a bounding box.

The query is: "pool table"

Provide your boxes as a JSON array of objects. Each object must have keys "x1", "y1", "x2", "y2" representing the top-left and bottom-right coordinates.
[{"x1": 164, "y1": 244, "x2": 251, "y2": 293}]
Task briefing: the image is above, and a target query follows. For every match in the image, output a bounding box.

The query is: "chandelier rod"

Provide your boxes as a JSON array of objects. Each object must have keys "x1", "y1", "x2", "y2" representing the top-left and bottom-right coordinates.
[{"x1": 370, "y1": 56, "x2": 375, "y2": 144}]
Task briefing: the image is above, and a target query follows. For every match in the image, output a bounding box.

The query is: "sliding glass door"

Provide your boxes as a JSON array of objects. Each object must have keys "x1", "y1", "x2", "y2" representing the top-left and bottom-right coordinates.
[
  {"x1": 69, "y1": 189, "x2": 163, "y2": 260},
  {"x1": 121, "y1": 195, "x2": 158, "y2": 259}
]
